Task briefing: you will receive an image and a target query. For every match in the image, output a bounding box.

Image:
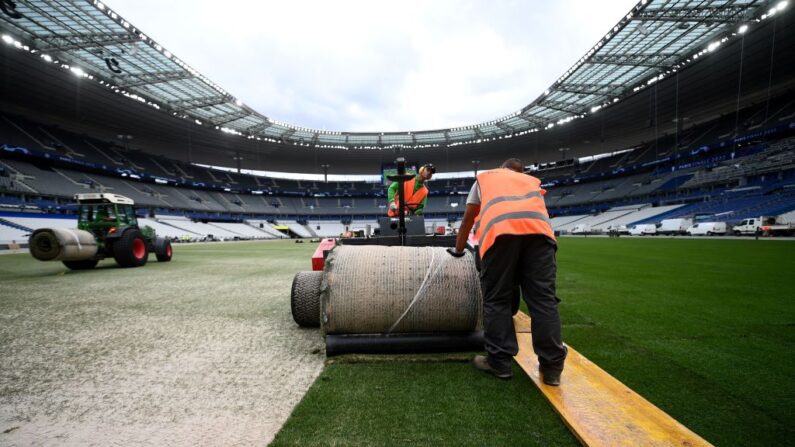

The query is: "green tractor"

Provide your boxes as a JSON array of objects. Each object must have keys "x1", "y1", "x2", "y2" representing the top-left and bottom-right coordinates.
[{"x1": 29, "y1": 193, "x2": 173, "y2": 270}]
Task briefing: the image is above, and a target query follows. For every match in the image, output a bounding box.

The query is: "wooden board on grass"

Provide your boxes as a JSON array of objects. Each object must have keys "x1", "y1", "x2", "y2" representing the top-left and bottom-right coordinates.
[{"x1": 513, "y1": 312, "x2": 712, "y2": 447}]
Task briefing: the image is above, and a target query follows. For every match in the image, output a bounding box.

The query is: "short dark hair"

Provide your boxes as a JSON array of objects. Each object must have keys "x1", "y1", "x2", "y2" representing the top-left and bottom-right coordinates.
[{"x1": 501, "y1": 158, "x2": 524, "y2": 173}]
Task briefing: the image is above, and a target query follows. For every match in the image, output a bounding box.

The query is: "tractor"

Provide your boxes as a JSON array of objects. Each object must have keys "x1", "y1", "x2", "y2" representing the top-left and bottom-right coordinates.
[{"x1": 29, "y1": 193, "x2": 172, "y2": 270}]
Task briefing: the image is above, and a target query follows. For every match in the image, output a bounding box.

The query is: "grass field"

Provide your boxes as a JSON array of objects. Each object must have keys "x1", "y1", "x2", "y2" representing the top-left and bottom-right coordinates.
[
  {"x1": 1, "y1": 238, "x2": 793, "y2": 446},
  {"x1": 272, "y1": 237, "x2": 795, "y2": 447}
]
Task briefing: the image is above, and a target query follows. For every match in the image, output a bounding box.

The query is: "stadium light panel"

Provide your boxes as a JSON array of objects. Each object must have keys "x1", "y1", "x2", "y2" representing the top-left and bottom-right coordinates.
[
  {"x1": 738, "y1": 25, "x2": 749, "y2": 34},
  {"x1": 778, "y1": 1, "x2": 788, "y2": 10}
]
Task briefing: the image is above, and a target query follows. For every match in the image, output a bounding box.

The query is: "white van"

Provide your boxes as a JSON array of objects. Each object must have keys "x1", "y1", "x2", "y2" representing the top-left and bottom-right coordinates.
[
  {"x1": 658, "y1": 218, "x2": 692, "y2": 235},
  {"x1": 571, "y1": 224, "x2": 591, "y2": 235},
  {"x1": 686, "y1": 222, "x2": 727, "y2": 236},
  {"x1": 629, "y1": 224, "x2": 657, "y2": 236}
]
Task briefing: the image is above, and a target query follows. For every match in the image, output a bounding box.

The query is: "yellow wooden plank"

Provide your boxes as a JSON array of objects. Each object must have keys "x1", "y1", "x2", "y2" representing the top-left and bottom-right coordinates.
[
  {"x1": 512, "y1": 312, "x2": 713, "y2": 447},
  {"x1": 514, "y1": 310, "x2": 532, "y2": 333}
]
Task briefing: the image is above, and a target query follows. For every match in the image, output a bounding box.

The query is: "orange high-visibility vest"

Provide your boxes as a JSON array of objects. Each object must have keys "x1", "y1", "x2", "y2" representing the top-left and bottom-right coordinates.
[
  {"x1": 387, "y1": 179, "x2": 428, "y2": 217},
  {"x1": 473, "y1": 169, "x2": 555, "y2": 259}
]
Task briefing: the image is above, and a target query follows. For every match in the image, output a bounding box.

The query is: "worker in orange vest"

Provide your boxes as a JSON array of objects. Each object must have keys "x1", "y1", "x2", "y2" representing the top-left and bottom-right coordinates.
[
  {"x1": 387, "y1": 164, "x2": 435, "y2": 217},
  {"x1": 448, "y1": 158, "x2": 567, "y2": 385}
]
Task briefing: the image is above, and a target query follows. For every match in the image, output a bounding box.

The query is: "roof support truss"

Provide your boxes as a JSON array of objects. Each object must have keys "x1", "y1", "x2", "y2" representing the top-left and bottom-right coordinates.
[
  {"x1": 539, "y1": 100, "x2": 582, "y2": 115},
  {"x1": 280, "y1": 128, "x2": 296, "y2": 142},
  {"x1": 210, "y1": 110, "x2": 250, "y2": 127},
  {"x1": 33, "y1": 32, "x2": 139, "y2": 52},
  {"x1": 494, "y1": 121, "x2": 513, "y2": 133},
  {"x1": 631, "y1": 5, "x2": 751, "y2": 23},
  {"x1": 115, "y1": 70, "x2": 194, "y2": 88},
  {"x1": 590, "y1": 53, "x2": 677, "y2": 68},
  {"x1": 556, "y1": 82, "x2": 624, "y2": 96},
  {"x1": 516, "y1": 114, "x2": 547, "y2": 127},
  {"x1": 245, "y1": 121, "x2": 273, "y2": 134},
  {"x1": 168, "y1": 95, "x2": 230, "y2": 112}
]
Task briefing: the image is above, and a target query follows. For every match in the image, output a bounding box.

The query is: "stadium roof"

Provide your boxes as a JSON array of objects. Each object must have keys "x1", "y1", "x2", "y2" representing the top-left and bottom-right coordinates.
[{"x1": 0, "y1": 0, "x2": 785, "y2": 152}]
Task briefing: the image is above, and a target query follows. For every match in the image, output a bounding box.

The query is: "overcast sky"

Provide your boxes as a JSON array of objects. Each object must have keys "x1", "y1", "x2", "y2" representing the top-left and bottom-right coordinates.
[{"x1": 104, "y1": 0, "x2": 638, "y2": 133}]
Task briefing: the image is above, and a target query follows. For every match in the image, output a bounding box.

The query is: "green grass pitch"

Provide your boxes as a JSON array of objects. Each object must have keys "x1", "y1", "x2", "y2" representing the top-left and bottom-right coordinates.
[
  {"x1": 272, "y1": 237, "x2": 795, "y2": 446},
  {"x1": 1, "y1": 238, "x2": 793, "y2": 446}
]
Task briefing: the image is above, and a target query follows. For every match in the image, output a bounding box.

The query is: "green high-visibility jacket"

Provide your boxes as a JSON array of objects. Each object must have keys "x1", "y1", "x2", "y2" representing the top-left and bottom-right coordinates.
[{"x1": 387, "y1": 178, "x2": 428, "y2": 215}]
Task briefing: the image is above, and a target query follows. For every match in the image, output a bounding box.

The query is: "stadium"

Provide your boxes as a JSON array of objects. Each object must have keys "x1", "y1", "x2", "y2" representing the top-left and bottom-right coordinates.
[{"x1": 0, "y1": 0, "x2": 793, "y2": 445}]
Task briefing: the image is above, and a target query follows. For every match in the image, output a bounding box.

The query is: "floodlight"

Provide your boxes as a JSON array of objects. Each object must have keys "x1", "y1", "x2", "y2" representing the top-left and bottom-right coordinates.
[
  {"x1": 738, "y1": 25, "x2": 748, "y2": 34},
  {"x1": 2, "y1": 35, "x2": 13, "y2": 44},
  {"x1": 777, "y1": 1, "x2": 788, "y2": 10}
]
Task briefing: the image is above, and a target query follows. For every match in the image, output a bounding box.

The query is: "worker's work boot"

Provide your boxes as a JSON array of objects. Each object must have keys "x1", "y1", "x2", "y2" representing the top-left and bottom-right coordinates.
[
  {"x1": 472, "y1": 355, "x2": 512, "y2": 380},
  {"x1": 539, "y1": 368, "x2": 562, "y2": 386}
]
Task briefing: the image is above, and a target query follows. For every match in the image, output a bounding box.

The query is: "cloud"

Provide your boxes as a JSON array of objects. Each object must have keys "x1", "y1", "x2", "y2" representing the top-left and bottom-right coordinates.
[{"x1": 105, "y1": 0, "x2": 638, "y2": 132}]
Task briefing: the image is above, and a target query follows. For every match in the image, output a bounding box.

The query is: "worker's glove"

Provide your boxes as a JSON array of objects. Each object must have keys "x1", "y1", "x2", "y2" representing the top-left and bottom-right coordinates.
[
  {"x1": 388, "y1": 203, "x2": 398, "y2": 211},
  {"x1": 446, "y1": 247, "x2": 466, "y2": 258}
]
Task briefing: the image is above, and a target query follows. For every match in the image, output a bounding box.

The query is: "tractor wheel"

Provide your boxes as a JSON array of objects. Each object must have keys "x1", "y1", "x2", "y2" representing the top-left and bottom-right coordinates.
[
  {"x1": 291, "y1": 271, "x2": 322, "y2": 327},
  {"x1": 62, "y1": 259, "x2": 98, "y2": 270},
  {"x1": 113, "y1": 229, "x2": 149, "y2": 268},
  {"x1": 156, "y1": 239, "x2": 173, "y2": 262}
]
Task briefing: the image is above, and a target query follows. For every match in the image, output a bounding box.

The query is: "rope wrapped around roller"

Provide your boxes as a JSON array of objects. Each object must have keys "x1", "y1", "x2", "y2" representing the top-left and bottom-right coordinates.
[{"x1": 321, "y1": 245, "x2": 482, "y2": 335}]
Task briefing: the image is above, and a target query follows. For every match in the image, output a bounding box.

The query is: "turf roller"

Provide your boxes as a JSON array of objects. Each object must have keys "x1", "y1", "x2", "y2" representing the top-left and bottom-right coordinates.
[
  {"x1": 29, "y1": 228, "x2": 98, "y2": 261},
  {"x1": 291, "y1": 245, "x2": 484, "y2": 355}
]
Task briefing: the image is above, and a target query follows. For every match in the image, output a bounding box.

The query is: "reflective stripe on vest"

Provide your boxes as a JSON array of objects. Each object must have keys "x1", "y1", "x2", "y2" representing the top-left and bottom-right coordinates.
[
  {"x1": 473, "y1": 190, "x2": 544, "y2": 233},
  {"x1": 474, "y1": 169, "x2": 555, "y2": 258}
]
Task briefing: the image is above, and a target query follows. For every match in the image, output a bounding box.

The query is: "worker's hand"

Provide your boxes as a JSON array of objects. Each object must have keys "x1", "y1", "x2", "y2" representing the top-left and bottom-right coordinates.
[
  {"x1": 446, "y1": 247, "x2": 466, "y2": 258},
  {"x1": 388, "y1": 203, "x2": 398, "y2": 211}
]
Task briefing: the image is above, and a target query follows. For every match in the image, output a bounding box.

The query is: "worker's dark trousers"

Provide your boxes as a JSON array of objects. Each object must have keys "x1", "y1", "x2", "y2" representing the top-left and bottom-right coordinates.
[{"x1": 480, "y1": 234, "x2": 567, "y2": 374}]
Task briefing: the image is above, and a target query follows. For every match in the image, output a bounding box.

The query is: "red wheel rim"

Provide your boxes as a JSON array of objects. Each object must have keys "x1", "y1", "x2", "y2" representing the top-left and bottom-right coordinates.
[
  {"x1": 133, "y1": 238, "x2": 146, "y2": 259},
  {"x1": 166, "y1": 245, "x2": 172, "y2": 257}
]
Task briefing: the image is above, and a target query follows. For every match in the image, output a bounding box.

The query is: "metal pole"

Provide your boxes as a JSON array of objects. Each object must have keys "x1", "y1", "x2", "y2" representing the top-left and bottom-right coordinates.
[{"x1": 396, "y1": 158, "x2": 407, "y2": 246}]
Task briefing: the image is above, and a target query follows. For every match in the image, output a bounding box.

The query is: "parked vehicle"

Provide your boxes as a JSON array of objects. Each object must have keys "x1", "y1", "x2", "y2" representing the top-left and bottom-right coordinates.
[
  {"x1": 733, "y1": 216, "x2": 795, "y2": 236},
  {"x1": 606, "y1": 224, "x2": 629, "y2": 235},
  {"x1": 658, "y1": 218, "x2": 692, "y2": 235},
  {"x1": 571, "y1": 224, "x2": 591, "y2": 235},
  {"x1": 686, "y1": 222, "x2": 727, "y2": 236},
  {"x1": 629, "y1": 224, "x2": 657, "y2": 236}
]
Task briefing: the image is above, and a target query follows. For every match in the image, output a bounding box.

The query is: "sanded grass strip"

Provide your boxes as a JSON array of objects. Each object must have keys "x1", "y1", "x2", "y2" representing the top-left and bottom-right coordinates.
[{"x1": 0, "y1": 240, "x2": 323, "y2": 446}]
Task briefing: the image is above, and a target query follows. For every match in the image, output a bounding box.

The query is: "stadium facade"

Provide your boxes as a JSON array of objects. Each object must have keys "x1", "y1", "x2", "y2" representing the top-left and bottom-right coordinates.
[{"x1": 0, "y1": 0, "x2": 793, "y2": 241}]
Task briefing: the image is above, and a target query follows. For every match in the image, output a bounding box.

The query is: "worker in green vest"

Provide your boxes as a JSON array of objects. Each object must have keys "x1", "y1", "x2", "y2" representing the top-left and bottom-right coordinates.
[{"x1": 387, "y1": 164, "x2": 435, "y2": 216}]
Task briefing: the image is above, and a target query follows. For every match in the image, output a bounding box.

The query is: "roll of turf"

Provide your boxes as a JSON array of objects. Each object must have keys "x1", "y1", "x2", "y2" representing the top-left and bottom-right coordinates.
[
  {"x1": 29, "y1": 228, "x2": 98, "y2": 261},
  {"x1": 321, "y1": 245, "x2": 482, "y2": 335},
  {"x1": 325, "y1": 332, "x2": 485, "y2": 356},
  {"x1": 291, "y1": 271, "x2": 323, "y2": 327}
]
